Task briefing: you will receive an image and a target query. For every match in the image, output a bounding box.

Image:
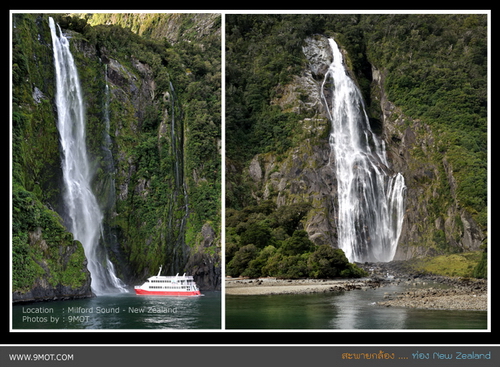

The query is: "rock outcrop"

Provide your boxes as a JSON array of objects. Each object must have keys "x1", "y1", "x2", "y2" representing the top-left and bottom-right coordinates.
[
  {"x1": 13, "y1": 274, "x2": 93, "y2": 303},
  {"x1": 184, "y1": 223, "x2": 221, "y2": 291},
  {"x1": 12, "y1": 224, "x2": 93, "y2": 304},
  {"x1": 239, "y1": 36, "x2": 336, "y2": 248}
]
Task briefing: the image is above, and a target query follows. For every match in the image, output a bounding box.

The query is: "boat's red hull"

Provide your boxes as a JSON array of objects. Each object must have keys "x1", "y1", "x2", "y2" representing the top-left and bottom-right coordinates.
[{"x1": 134, "y1": 288, "x2": 201, "y2": 296}]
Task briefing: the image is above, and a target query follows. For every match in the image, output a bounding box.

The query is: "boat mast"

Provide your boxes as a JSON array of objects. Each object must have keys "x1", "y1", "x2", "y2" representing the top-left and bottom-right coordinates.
[{"x1": 157, "y1": 265, "x2": 163, "y2": 276}]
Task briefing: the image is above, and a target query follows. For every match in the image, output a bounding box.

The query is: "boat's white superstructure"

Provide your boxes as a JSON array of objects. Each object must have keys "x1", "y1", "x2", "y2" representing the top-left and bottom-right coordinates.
[{"x1": 134, "y1": 266, "x2": 201, "y2": 296}]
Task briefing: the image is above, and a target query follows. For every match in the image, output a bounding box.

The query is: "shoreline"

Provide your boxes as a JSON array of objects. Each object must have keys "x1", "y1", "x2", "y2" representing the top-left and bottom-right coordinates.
[
  {"x1": 376, "y1": 285, "x2": 487, "y2": 311},
  {"x1": 225, "y1": 269, "x2": 488, "y2": 311},
  {"x1": 225, "y1": 277, "x2": 377, "y2": 295}
]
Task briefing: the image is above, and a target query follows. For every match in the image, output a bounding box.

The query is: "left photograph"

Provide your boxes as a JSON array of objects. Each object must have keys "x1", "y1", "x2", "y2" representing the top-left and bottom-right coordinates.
[{"x1": 11, "y1": 12, "x2": 221, "y2": 329}]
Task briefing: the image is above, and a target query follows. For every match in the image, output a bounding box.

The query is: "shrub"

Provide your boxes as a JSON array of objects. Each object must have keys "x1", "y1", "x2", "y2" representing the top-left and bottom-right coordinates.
[{"x1": 473, "y1": 250, "x2": 487, "y2": 279}]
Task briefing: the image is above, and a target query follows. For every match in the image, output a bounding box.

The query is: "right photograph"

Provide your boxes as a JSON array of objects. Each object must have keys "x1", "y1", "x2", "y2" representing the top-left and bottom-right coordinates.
[{"x1": 224, "y1": 13, "x2": 488, "y2": 330}]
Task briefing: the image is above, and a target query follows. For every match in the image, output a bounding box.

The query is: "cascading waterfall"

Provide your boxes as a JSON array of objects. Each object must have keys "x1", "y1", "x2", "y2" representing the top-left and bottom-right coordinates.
[
  {"x1": 166, "y1": 81, "x2": 190, "y2": 274},
  {"x1": 49, "y1": 17, "x2": 126, "y2": 294},
  {"x1": 321, "y1": 38, "x2": 406, "y2": 263},
  {"x1": 103, "y1": 66, "x2": 115, "y2": 176}
]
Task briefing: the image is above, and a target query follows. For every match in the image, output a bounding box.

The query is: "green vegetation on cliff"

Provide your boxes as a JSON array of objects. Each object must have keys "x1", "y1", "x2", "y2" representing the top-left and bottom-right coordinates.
[
  {"x1": 12, "y1": 183, "x2": 88, "y2": 292},
  {"x1": 74, "y1": 12, "x2": 220, "y2": 283},
  {"x1": 226, "y1": 15, "x2": 315, "y2": 166},
  {"x1": 76, "y1": 13, "x2": 221, "y2": 279},
  {"x1": 360, "y1": 14, "x2": 487, "y2": 229},
  {"x1": 225, "y1": 14, "x2": 487, "y2": 273},
  {"x1": 12, "y1": 13, "x2": 91, "y2": 299},
  {"x1": 12, "y1": 13, "x2": 221, "y2": 296}
]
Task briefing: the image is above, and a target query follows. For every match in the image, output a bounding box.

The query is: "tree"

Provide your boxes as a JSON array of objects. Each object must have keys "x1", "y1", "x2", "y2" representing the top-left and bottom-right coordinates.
[
  {"x1": 242, "y1": 245, "x2": 277, "y2": 278},
  {"x1": 227, "y1": 244, "x2": 259, "y2": 277},
  {"x1": 307, "y1": 245, "x2": 366, "y2": 278},
  {"x1": 269, "y1": 202, "x2": 312, "y2": 235},
  {"x1": 279, "y1": 230, "x2": 315, "y2": 256},
  {"x1": 240, "y1": 223, "x2": 274, "y2": 249}
]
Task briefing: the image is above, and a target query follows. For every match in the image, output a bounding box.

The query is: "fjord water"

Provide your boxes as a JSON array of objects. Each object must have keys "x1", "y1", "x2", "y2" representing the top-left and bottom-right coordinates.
[
  {"x1": 226, "y1": 286, "x2": 486, "y2": 330},
  {"x1": 49, "y1": 17, "x2": 126, "y2": 295},
  {"x1": 13, "y1": 291, "x2": 221, "y2": 329},
  {"x1": 322, "y1": 38, "x2": 406, "y2": 262}
]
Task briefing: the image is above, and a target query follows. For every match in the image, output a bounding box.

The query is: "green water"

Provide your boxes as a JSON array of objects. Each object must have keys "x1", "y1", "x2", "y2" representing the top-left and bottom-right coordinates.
[
  {"x1": 12, "y1": 291, "x2": 221, "y2": 330},
  {"x1": 12, "y1": 285, "x2": 487, "y2": 330},
  {"x1": 225, "y1": 284, "x2": 487, "y2": 330}
]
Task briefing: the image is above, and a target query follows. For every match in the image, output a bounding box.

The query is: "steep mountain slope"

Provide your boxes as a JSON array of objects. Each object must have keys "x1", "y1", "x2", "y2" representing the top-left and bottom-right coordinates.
[
  {"x1": 225, "y1": 14, "x2": 487, "y2": 276},
  {"x1": 11, "y1": 13, "x2": 221, "y2": 301}
]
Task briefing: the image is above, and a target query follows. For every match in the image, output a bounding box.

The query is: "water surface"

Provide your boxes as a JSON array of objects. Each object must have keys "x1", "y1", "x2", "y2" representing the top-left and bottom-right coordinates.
[
  {"x1": 13, "y1": 291, "x2": 221, "y2": 330},
  {"x1": 226, "y1": 284, "x2": 487, "y2": 330}
]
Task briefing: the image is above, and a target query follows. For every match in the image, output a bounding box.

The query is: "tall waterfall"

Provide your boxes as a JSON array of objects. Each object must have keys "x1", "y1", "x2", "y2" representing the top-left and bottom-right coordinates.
[
  {"x1": 166, "y1": 81, "x2": 190, "y2": 274},
  {"x1": 321, "y1": 38, "x2": 406, "y2": 262},
  {"x1": 49, "y1": 17, "x2": 126, "y2": 294}
]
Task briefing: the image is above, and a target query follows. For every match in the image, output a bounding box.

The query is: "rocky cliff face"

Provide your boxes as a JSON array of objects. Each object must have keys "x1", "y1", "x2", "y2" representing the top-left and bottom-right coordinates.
[
  {"x1": 243, "y1": 35, "x2": 337, "y2": 248},
  {"x1": 242, "y1": 34, "x2": 484, "y2": 260},
  {"x1": 69, "y1": 18, "x2": 222, "y2": 289},
  {"x1": 12, "y1": 222, "x2": 94, "y2": 303},
  {"x1": 370, "y1": 61, "x2": 485, "y2": 259},
  {"x1": 12, "y1": 14, "x2": 221, "y2": 302}
]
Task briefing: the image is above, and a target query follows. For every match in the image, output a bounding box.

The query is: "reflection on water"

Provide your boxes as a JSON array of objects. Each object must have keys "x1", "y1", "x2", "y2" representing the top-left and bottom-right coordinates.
[
  {"x1": 226, "y1": 284, "x2": 487, "y2": 330},
  {"x1": 12, "y1": 291, "x2": 221, "y2": 330},
  {"x1": 328, "y1": 286, "x2": 408, "y2": 329}
]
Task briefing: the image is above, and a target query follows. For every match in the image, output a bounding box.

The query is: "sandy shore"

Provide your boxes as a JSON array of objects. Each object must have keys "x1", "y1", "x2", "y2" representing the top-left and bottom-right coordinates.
[{"x1": 225, "y1": 277, "x2": 377, "y2": 295}]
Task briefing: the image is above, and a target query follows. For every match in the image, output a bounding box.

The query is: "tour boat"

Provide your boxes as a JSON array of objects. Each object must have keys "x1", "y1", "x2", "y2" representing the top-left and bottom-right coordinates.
[{"x1": 134, "y1": 266, "x2": 201, "y2": 296}]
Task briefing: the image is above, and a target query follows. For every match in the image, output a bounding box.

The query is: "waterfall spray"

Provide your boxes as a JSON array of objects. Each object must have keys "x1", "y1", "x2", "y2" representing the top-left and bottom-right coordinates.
[
  {"x1": 322, "y1": 38, "x2": 406, "y2": 262},
  {"x1": 49, "y1": 17, "x2": 126, "y2": 294}
]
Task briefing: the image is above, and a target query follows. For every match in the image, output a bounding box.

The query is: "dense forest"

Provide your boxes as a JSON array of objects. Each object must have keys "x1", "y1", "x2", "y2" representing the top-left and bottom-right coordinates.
[
  {"x1": 12, "y1": 13, "x2": 221, "y2": 300},
  {"x1": 226, "y1": 201, "x2": 368, "y2": 278},
  {"x1": 225, "y1": 14, "x2": 487, "y2": 279}
]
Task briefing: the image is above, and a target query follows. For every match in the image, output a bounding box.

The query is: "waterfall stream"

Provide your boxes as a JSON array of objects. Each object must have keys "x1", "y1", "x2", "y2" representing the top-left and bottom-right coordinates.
[
  {"x1": 166, "y1": 81, "x2": 190, "y2": 274},
  {"x1": 322, "y1": 38, "x2": 406, "y2": 262},
  {"x1": 49, "y1": 17, "x2": 126, "y2": 294}
]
